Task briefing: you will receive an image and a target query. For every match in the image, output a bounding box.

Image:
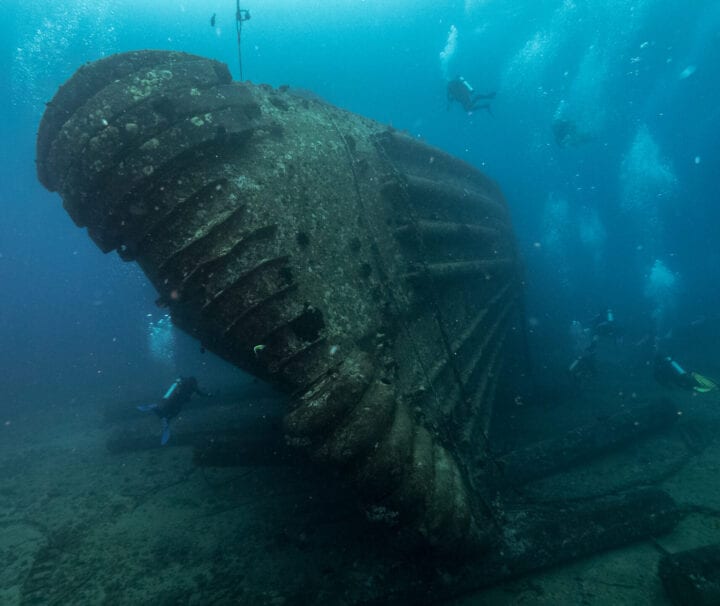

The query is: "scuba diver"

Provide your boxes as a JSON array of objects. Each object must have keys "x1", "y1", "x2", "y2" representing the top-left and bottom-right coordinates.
[
  {"x1": 568, "y1": 336, "x2": 598, "y2": 380},
  {"x1": 653, "y1": 350, "x2": 719, "y2": 394},
  {"x1": 568, "y1": 308, "x2": 619, "y2": 380},
  {"x1": 551, "y1": 117, "x2": 594, "y2": 148},
  {"x1": 447, "y1": 76, "x2": 496, "y2": 114},
  {"x1": 551, "y1": 99, "x2": 594, "y2": 147},
  {"x1": 591, "y1": 307, "x2": 620, "y2": 339},
  {"x1": 137, "y1": 376, "x2": 209, "y2": 445}
]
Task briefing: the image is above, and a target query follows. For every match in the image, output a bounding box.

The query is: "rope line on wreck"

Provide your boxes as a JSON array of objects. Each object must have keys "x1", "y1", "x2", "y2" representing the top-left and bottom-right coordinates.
[
  {"x1": 325, "y1": 113, "x2": 443, "y2": 407},
  {"x1": 314, "y1": 113, "x2": 503, "y2": 546},
  {"x1": 330, "y1": 121, "x2": 501, "y2": 530},
  {"x1": 370, "y1": 133, "x2": 510, "y2": 530},
  {"x1": 372, "y1": 139, "x2": 471, "y2": 423},
  {"x1": 370, "y1": 136, "x2": 491, "y2": 446}
]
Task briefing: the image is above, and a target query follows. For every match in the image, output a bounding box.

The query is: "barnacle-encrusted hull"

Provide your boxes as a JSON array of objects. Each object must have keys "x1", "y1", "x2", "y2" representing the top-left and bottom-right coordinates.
[{"x1": 36, "y1": 50, "x2": 524, "y2": 553}]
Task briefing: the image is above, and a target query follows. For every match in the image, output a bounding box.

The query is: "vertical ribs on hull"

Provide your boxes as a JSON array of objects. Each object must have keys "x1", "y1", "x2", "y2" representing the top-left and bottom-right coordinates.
[{"x1": 37, "y1": 51, "x2": 525, "y2": 555}]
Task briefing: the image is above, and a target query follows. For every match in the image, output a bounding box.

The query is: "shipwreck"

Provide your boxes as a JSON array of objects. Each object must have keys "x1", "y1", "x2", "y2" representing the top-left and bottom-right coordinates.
[{"x1": 37, "y1": 51, "x2": 683, "y2": 601}]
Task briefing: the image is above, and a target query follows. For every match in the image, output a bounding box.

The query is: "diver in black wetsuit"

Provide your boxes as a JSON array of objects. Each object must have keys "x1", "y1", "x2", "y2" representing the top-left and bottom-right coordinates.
[
  {"x1": 568, "y1": 308, "x2": 619, "y2": 380},
  {"x1": 447, "y1": 76, "x2": 496, "y2": 113},
  {"x1": 137, "y1": 376, "x2": 209, "y2": 445}
]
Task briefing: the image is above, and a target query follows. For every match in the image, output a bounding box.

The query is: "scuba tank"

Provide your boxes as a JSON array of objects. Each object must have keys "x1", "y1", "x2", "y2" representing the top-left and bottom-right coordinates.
[{"x1": 666, "y1": 357, "x2": 687, "y2": 377}]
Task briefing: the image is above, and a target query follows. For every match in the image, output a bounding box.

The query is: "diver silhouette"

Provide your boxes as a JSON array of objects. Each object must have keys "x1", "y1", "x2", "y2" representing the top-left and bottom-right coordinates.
[
  {"x1": 447, "y1": 76, "x2": 496, "y2": 114},
  {"x1": 137, "y1": 376, "x2": 209, "y2": 445}
]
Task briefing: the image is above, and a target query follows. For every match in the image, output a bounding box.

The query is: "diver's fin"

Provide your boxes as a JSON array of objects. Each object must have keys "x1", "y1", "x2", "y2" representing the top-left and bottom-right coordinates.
[
  {"x1": 691, "y1": 372, "x2": 719, "y2": 393},
  {"x1": 160, "y1": 418, "x2": 171, "y2": 445},
  {"x1": 136, "y1": 403, "x2": 158, "y2": 412}
]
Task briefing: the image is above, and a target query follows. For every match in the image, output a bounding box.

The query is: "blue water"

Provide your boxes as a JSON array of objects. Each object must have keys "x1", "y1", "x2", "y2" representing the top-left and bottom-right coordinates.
[{"x1": 1, "y1": 0, "x2": 719, "y2": 405}]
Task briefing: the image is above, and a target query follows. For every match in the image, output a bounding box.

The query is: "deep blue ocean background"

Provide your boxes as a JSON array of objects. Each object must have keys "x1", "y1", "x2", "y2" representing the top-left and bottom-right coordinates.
[{"x1": 1, "y1": 0, "x2": 719, "y2": 412}]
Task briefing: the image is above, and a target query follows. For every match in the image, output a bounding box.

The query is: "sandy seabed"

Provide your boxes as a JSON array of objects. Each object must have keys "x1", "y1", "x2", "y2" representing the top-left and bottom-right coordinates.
[{"x1": 2, "y1": 376, "x2": 719, "y2": 605}]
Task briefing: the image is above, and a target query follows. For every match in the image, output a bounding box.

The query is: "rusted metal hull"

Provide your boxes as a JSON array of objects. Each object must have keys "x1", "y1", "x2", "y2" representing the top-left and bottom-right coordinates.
[{"x1": 37, "y1": 50, "x2": 525, "y2": 553}]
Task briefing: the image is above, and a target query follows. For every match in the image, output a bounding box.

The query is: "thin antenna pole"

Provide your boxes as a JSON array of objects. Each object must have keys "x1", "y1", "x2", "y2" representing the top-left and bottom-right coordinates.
[{"x1": 236, "y1": 2, "x2": 251, "y2": 80}]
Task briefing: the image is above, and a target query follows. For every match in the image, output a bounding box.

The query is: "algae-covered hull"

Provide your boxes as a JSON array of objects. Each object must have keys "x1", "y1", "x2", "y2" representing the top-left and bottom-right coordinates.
[{"x1": 36, "y1": 50, "x2": 524, "y2": 553}]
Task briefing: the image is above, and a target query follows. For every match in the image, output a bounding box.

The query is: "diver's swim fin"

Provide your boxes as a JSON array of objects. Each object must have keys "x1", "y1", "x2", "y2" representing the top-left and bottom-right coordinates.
[
  {"x1": 691, "y1": 372, "x2": 719, "y2": 393},
  {"x1": 137, "y1": 403, "x2": 158, "y2": 412},
  {"x1": 160, "y1": 418, "x2": 171, "y2": 445}
]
